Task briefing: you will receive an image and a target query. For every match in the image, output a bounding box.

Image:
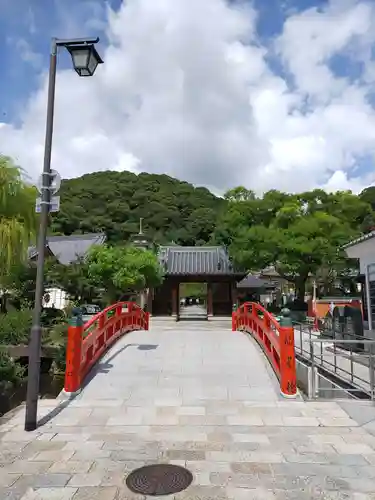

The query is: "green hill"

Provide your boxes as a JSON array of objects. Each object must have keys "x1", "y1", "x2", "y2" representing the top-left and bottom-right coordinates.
[{"x1": 50, "y1": 170, "x2": 225, "y2": 245}]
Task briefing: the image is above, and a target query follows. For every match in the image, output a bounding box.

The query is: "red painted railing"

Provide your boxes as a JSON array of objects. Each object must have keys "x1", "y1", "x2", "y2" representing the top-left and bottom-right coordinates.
[
  {"x1": 64, "y1": 302, "x2": 149, "y2": 394},
  {"x1": 232, "y1": 302, "x2": 297, "y2": 397}
]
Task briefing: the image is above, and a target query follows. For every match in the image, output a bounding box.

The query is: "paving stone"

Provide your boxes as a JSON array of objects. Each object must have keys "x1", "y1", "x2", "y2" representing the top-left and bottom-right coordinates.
[
  {"x1": 186, "y1": 460, "x2": 231, "y2": 473},
  {"x1": 168, "y1": 485, "x2": 230, "y2": 499},
  {"x1": 7, "y1": 461, "x2": 53, "y2": 474},
  {"x1": 69, "y1": 486, "x2": 118, "y2": 500},
  {"x1": 14, "y1": 474, "x2": 72, "y2": 489},
  {"x1": 163, "y1": 449, "x2": 206, "y2": 461},
  {"x1": 179, "y1": 415, "x2": 227, "y2": 426},
  {"x1": 0, "y1": 487, "x2": 33, "y2": 500},
  {"x1": 110, "y1": 448, "x2": 159, "y2": 461},
  {"x1": 99, "y1": 470, "x2": 126, "y2": 486},
  {"x1": 232, "y1": 433, "x2": 270, "y2": 444},
  {"x1": 71, "y1": 449, "x2": 111, "y2": 460},
  {"x1": 283, "y1": 452, "x2": 333, "y2": 464},
  {"x1": 328, "y1": 454, "x2": 370, "y2": 466},
  {"x1": 282, "y1": 417, "x2": 320, "y2": 427},
  {"x1": 345, "y1": 477, "x2": 375, "y2": 493},
  {"x1": 176, "y1": 406, "x2": 206, "y2": 416},
  {"x1": 271, "y1": 462, "x2": 359, "y2": 478},
  {"x1": 67, "y1": 473, "x2": 103, "y2": 487},
  {"x1": 23, "y1": 441, "x2": 67, "y2": 454},
  {"x1": 31, "y1": 451, "x2": 75, "y2": 462},
  {"x1": 20, "y1": 487, "x2": 78, "y2": 499},
  {"x1": 63, "y1": 440, "x2": 105, "y2": 451},
  {"x1": 230, "y1": 462, "x2": 273, "y2": 475},
  {"x1": 48, "y1": 461, "x2": 94, "y2": 474},
  {"x1": 318, "y1": 417, "x2": 358, "y2": 427},
  {"x1": 206, "y1": 450, "x2": 285, "y2": 463},
  {"x1": 226, "y1": 416, "x2": 264, "y2": 426},
  {"x1": 308, "y1": 434, "x2": 346, "y2": 445},
  {"x1": 0, "y1": 471, "x2": 21, "y2": 487},
  {"x1": 333, "y1": 442, "x2": 375, "y2": 455},
  {"x1": 227, "y1": 487, "x2": 277, "y2": 500}
]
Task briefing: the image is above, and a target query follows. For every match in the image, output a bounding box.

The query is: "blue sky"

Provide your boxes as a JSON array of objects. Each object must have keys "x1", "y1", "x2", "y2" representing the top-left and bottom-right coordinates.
[
  {"x1": 0, "y1": 0, "x2": 328, "y2": 122},
  {"x1": 0, "y1": 0, "x2": 374, "y2": 194}
]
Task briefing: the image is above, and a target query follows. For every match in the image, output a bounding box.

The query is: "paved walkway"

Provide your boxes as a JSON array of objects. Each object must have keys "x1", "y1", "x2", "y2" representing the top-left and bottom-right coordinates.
[{"x1": 1, "y1": 321, "x2": 375, "y2": 499}]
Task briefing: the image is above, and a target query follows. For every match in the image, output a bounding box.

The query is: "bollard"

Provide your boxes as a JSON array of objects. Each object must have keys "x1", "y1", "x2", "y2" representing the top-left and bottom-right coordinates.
[
  {"x1": 278, "y1": 308, "x2": 297, "y2": 398},
  {"x1": 232, "y1": 311, "x2": 237, "y2": 331},
  {"x1": 64, "y1": 307, "x2": 83, "y2": 396},
  {"x1": 145, "y1": 311, "x2": 150, "y2": 331}
]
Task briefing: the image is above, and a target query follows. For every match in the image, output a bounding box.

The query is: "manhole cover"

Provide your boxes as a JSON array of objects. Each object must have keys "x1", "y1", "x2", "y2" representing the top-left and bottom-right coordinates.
[{"x1": 126, "y1": 463, "x2": 193, "y2": 496}]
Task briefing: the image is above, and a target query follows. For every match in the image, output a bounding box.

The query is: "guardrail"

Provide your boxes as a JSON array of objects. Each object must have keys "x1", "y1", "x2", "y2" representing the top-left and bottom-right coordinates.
[
  {"x1": 306, "y1": 337, "x2": 375, "y2": 399},
  {"x1": 232, "y1": 302, "x2": 297, "y2": 398},
  {"x1": 64, "y1": 302, "x2": 149, "y2": 395}
]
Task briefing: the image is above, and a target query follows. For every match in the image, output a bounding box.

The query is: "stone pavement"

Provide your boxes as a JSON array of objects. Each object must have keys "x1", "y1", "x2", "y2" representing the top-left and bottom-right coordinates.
[{"x1": 1, "y1": 321, "x2": 375, "y2": 499}]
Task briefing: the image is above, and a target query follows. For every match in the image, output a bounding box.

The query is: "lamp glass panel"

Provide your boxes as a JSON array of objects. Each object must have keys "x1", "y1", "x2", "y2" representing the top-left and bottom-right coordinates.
[
  {"x1": 78, "y1": 68, "x2": 91, "y2": 77},
  {"x1": 71, "y1": 47, "x2": 90, "y2": 70},
  {"x1": 87, "y1": 50, "x2": 99, "y2": 75}
]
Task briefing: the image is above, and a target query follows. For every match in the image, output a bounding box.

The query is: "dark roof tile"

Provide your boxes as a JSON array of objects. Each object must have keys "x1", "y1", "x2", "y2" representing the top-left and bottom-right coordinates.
[
  {"x1": 158, "y1": 246, "x2": 239, "y2": 276},
  {"x1": 237, "y1": 274, "x2": 276, "y2": 289},
  {"x1": 28, "y1": 233, "x2": 106, "y2": 265}
]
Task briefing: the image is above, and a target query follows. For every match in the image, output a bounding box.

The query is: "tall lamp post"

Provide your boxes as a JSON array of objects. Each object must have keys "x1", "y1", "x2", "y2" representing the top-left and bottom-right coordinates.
[{"x1": 25, "y1": 37, "x2": 103, "y2": 432}]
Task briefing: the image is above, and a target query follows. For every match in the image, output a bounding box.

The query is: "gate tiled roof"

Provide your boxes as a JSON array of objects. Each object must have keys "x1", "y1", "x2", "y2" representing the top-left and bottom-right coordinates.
[{"x1": 158, "y1": 246, "x2": 240, "y2": 276}]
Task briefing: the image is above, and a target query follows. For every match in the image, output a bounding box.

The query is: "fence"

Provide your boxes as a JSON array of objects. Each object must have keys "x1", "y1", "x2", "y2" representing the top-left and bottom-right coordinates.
[
  {"x1": 64, "y1": 302, "x2": 149, "y2": 395},
  {"x1": 232, "y1": 302, "x2": 297, "y2": 398},
  {"x1": 295, "y1": 324, "x2": 375, "y2": 399}
]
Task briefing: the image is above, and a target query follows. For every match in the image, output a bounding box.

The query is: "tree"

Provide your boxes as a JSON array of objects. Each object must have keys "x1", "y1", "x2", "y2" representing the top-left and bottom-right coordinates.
[
  {"x1": 86, "y1": 245, "x2": 164, "y2": 304},
  {"x1": 45, "y1": 257, "x2": 102, "y2": 305},
  {"x1": 215, "y1": 189, "x2": 370, "y2": 302},
  {"x1": 50, "y1": 170, "x2": 224, "y2": 245},
  {"x1": 0, "y1": 156, "x2": 37, "y2": 311},
  {"x1": 224, "y1": 187, "x2": 256, "y2": 202}
]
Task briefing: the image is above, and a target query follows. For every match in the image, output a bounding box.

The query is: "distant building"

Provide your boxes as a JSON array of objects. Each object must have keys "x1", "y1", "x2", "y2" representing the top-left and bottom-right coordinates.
[
  {"x1": 343, "y1": 231, "x2": 375, "y2": 329},
  {"x1": 151, "y1": 245, "x2": 245, "y2": 317},
  {"x1": 28, "y1": 233, "x2": 106, "y2": 265},
  {"x1": 28, "y1": 233, "x2": 106, "y2": 309}
]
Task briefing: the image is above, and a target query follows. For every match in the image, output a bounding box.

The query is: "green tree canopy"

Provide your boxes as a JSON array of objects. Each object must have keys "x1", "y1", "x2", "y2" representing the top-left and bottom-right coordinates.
[
  {"x1": 214, "y1": 189, "x2": 373, "y2": 301},
  {"x1": 86, "y1": 245, "x2": 164, "y2": 304},
  {"x1": 50, "y1": 171, "x2": 225, "y2": 245},
  {"x1": 0, "y1": 156, "x2": 37, "y2": 282}
]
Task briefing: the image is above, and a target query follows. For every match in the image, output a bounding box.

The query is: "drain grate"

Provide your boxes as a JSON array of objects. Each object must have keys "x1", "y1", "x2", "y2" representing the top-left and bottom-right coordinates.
[{"x1": 126, "y1": 463, "x2": 193, "y2": 496}]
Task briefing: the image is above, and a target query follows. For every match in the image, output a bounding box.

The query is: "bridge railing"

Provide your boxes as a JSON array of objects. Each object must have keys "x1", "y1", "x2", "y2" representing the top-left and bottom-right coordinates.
[
  {"x1": 232, "y1": 302, "x2": 297, "y2": 397},
  {"x1": 64, "y1": 302, "x2": 149, "y2": 395}
]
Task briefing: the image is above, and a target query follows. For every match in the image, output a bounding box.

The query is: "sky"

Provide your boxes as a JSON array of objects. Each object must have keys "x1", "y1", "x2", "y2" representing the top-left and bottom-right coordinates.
[{"x1": 0, "y1": 0, "x2": 375, "y2": 195}]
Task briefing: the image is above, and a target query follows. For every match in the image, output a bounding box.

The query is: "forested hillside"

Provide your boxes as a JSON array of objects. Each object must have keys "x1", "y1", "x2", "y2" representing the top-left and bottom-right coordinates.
[
  {"x1": 50, "y1": 170, "x2": 225, "y2": 245},
  {"x1": 49, "y1": 168, "x2": 375, "y2": 299}
]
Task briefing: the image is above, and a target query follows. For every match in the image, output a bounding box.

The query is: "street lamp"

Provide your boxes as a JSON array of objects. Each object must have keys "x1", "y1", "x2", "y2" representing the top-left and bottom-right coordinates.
[
  {"x1": 66, "y1": 43, "x2": 103, "y2": 77},
  {"x1": 25, "y1": 37, "x2": 103, "y2": 432}
]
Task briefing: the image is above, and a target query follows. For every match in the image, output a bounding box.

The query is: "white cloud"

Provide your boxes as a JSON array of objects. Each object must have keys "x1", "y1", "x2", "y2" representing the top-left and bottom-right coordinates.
[
  {"x1": 10, "y1": 38, "x2": 42, "y2": 69},
  {"x1": 1, "y1": 0, "x2": 375, "y2": 194}
]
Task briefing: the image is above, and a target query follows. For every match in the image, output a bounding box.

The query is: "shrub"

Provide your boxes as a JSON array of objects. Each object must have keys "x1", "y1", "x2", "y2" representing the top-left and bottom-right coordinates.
[
  {"x1": 0, "y1": 309, "x2": 33, "y2": 345},
  {"x1": 0, "y1": 349, "x2": 25, "y2": 387},
  {"x1": 46, "y1": 322, "x2": 68, "y2": 374}
]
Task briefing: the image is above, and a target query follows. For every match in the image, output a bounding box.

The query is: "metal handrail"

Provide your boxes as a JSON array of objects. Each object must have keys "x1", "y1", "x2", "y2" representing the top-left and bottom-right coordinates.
[{"x1": 307, "y1": 337, "x2": 375, "y2": 400}]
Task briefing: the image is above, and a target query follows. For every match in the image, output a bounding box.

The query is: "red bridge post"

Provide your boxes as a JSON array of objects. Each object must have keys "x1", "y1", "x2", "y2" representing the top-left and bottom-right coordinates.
[
  {"x1": 279, "y1": 310, "x2": 297, "y2": 398},
  {"x1": 232, "y1": 311, "x2": 237, "y2": 331},
  {"x1": 64, "y1": 311, "x2": 83, "y2": 395},
  {"x1": 145, "y1": 312, "x2": 150, "y2": 330}
]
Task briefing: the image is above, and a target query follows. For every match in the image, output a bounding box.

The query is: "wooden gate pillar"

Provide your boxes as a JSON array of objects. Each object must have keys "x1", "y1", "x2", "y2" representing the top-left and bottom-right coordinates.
[
  {"x1": 231, "y1": 282, "x2": 238, "y2": 309},
  {"x1": 207, "y1": 282, "x2": 213, "y2": 317},
  {"x1": 171, "y1": 283, "x2": 178, "y2": 318}
]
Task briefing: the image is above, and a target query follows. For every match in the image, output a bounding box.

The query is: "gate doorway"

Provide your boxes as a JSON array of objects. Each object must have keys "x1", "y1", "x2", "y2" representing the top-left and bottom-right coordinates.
[{"x1": 179, "y1": 283, "x2": 208, "y2": 320}]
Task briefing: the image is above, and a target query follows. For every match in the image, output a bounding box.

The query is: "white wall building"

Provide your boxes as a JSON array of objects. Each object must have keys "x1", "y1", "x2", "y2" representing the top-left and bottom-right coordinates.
[{"x1": 344, "y1": 231, "x2": 375, "y2": 330}]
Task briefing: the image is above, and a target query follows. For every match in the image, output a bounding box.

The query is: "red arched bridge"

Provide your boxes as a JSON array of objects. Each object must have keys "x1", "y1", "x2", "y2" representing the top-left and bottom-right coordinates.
[{"x1": 64, "y1": 301, "x2": 297, "y2": 398}]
